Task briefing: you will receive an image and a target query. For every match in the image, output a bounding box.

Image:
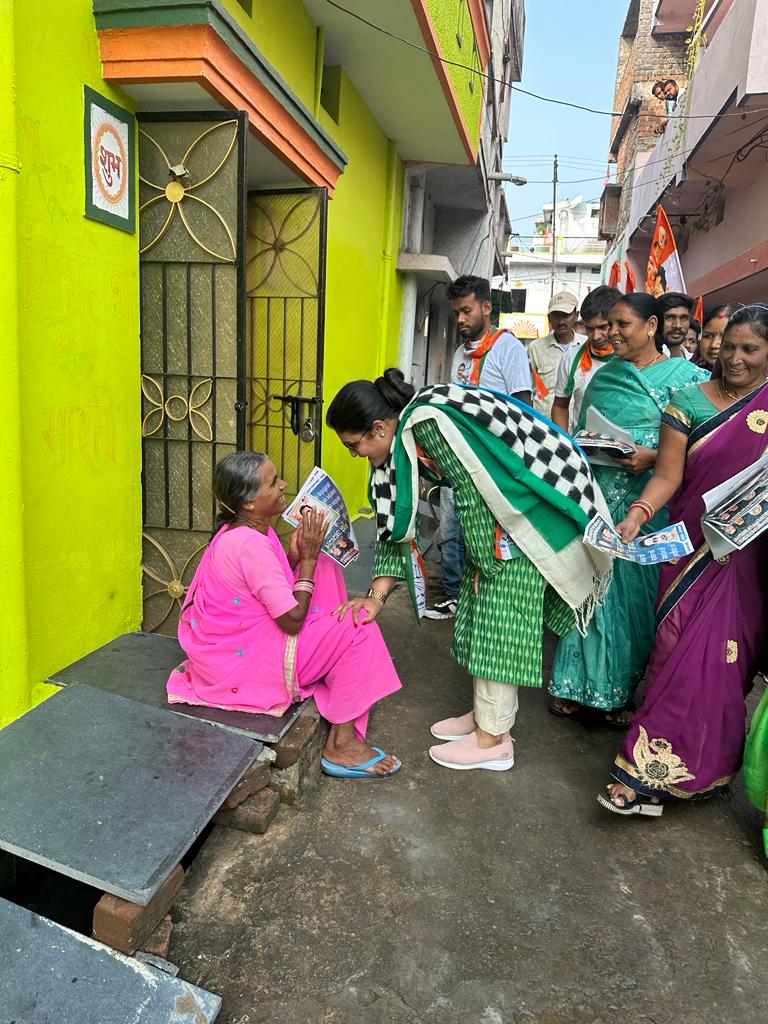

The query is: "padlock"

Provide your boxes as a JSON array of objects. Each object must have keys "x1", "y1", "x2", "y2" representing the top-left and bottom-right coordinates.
[{"x1": 300, "y1": 418, "x2": 315, "y2": 442}]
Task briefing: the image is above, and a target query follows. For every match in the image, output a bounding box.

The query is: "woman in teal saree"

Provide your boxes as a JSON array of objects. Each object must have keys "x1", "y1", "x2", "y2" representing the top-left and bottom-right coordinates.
[{"x1": 549, "y1": 293, "x2": 707, "y2": 722}]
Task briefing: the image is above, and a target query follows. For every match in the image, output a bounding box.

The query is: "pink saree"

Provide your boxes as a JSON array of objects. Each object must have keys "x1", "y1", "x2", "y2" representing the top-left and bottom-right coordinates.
[
  {"x1": 614, "y1": 383, "x2": 768, "y2": 799},
  {"x1": 167, "y1": 525, "x2": 402, "y2": 739}
]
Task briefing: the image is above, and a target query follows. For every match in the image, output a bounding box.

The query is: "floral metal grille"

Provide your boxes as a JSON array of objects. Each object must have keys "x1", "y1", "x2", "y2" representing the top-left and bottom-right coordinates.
[
  {"x1": 138, "y1": 114, "x2": 246, "y2": 634},
  {"x1": 246, "y1": 188, "x2": 327, "y2": 536}
]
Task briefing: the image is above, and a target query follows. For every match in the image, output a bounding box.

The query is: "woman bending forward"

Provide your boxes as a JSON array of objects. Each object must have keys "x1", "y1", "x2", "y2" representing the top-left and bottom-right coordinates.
[{"x1": 326, "y1": 369, "x2": 612, "y2": 772}]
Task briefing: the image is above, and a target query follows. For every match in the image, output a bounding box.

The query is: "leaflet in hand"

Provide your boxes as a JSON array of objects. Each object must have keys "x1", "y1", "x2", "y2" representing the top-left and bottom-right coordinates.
[
  {"x1": 701, "y1": 454, "x2": 768, "y2": 560},
  {"x1": 573, "y1": 408, "x2": 636, "y2": 466},
  {"x1": 282, "y1": 467, "x2": 360, "y2": 567},
  {"x1": 584, "y1": 514, "x2": 692, "y2": 564}
]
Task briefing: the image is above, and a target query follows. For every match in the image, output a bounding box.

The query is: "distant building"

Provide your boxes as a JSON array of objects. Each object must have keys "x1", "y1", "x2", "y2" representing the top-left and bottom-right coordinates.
[
  {"x1": 495, "y1": 196, "x2": 606, "y2": 340},
  {"x1": 600, "y1": 0, "x2": 768, "y2": 306}
]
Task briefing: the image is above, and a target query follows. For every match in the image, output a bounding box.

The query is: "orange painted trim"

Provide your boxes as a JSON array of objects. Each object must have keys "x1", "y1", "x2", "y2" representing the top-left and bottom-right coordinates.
[
  {"x1": 467, "y1": 0, "x2": 491, "y2": 69},
  {"x1": 687, "y1": 238, "x2": 768, "y2": 297},
  {"x1": 409, "y1": 0, "x2": 478, "y2": 163},
  {"x1": 98, "y1": 25, "x2": 342, "y2": 194}
]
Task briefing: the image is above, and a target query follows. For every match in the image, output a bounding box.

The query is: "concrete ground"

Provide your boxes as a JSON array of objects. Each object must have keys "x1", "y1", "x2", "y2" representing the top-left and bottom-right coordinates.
[{"x1": 172, "y1": 583, "x2": 768, "y2": 1024}]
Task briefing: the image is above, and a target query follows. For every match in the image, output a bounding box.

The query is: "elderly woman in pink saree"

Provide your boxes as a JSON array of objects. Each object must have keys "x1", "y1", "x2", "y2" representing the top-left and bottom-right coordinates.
[
  {"x1": 167, "y1": 452, "x2": 402, "y2": 779},
  {"x1": 598, "y1": 305, "x2": 768, "y2": 816}
]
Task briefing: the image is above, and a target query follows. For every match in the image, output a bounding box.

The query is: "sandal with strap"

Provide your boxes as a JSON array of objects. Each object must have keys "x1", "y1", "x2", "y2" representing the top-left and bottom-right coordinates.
[
  {"x1": 603, "y1": 706, "x2": 635, "y2": 730},
  {"x1": 548, "y1": 698, "x2": 584, "y2": 718},
  {"x1": 597, "y1": 789, "x2": 663, "y2": 817}
]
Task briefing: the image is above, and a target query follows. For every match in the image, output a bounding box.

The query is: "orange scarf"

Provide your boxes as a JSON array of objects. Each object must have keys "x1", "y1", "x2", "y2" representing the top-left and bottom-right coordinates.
[
  {"x1": 465, "y1": 328, "x2": 506, "y2": 385},
  {"x1": 532, "y1": 370, "x2": 549, "y2": 399},
  {"x1": 578, "y1": 341, "x2": 613, "y2": 375}
]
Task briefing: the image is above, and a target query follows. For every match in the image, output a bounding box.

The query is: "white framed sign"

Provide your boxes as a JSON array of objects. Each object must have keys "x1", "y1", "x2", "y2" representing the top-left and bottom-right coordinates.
[{"x1": 84, "y1": 86, "x2": 135, "y2": 233}]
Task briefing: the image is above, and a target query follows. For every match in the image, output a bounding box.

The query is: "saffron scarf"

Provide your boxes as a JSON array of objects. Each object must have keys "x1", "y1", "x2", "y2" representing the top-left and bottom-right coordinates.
[{"x1": 464, "y1": 328, "x2": 506, "y2": 385}]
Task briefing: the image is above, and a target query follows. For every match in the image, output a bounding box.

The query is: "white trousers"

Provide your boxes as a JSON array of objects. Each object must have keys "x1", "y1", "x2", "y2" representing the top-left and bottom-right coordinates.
[{"x1": 473, "y1": 677, "x2": 519, "y2": 735}]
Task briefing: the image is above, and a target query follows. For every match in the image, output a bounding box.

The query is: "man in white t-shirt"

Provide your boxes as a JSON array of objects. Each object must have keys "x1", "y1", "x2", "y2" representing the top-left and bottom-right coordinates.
[
  {"x1": 527, "y1": 291, "x2": 585, "y2": 418},
  {"x1": 552, "y1": 285, "x2": 623, "y2": 434},
  {"x1": 426, "y1": 275, "x2": 531, "y2": 620}
]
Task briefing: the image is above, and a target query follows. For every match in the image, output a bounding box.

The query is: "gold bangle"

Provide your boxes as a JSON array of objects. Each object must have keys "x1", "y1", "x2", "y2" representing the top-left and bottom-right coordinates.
[{"x1": 366, "y1": 586, "x2": 388, "y2": 605}]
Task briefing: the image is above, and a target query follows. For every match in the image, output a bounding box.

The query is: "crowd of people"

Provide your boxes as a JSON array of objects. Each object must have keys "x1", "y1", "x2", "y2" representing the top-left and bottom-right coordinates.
[{"x1": 164, "y1": 272, "x2": 768, "y2": 841}]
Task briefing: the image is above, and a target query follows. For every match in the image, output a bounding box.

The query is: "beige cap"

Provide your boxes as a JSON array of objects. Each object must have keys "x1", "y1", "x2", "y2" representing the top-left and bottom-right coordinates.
[{"x1": 547, "y1": 290, "x2": 578, "y2": 314}]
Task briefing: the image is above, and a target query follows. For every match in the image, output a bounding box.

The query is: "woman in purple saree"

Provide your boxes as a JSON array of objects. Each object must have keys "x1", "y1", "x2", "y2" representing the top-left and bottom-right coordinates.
[{"x1": 598, "y1": 305, "x2": 768, "y2": 816}]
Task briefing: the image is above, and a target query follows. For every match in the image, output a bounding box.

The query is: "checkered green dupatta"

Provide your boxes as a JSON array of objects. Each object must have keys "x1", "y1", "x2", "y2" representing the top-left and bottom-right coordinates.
[{"x1": 371, "y1": 384, "x2": 613, "y2": 631}]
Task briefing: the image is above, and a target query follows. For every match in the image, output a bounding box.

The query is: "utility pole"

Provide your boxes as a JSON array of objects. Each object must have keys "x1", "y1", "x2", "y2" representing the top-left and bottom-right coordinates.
[{"x1": 550, "y1": 153, "x2": 558, "y2": 297}]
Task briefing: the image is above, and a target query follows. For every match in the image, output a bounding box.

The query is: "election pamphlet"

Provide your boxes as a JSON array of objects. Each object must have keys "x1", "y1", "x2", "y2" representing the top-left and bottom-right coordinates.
[
  {"x1": 574, "y1": 408, "x2": 636, "y2": 466},
  {"x1": 701, "y1": 454, "x2": 768, "y2": 560},
  {"x1": 584, "y1": 514, "x2": 693, "y2": 564},
  {"x1": 282, "y1": 467, "x2": 360, "y2": 567}
]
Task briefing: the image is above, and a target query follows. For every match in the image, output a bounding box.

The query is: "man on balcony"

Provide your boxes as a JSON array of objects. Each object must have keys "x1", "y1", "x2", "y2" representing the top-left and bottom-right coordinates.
[{"x1": 527, "y1": 291, "x2": 585, "y2": 419}]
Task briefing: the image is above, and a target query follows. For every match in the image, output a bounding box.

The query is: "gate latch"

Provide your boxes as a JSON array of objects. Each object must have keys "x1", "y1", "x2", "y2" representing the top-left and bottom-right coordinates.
[{"x1": 272, "y1": 394, "x2": 321, "y2": 441}]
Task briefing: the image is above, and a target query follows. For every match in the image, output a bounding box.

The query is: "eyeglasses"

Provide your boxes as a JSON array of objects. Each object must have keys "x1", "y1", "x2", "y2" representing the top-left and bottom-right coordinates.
[
  {"x1": 664, "y1": 313, "x2": 690, "y2": 324},
  {"x1": 341, "y1": 427, "x2": 372, "y2": 454}
]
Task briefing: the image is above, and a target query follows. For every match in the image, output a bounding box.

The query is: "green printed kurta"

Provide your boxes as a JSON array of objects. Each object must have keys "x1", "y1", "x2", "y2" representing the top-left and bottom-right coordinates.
[{"x1": 372, "y1": 418, "x2": 574, "y2": 687}]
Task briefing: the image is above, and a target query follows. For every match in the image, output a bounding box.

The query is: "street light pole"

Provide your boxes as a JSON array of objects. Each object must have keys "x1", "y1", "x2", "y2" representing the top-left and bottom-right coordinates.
[{"x1": 550, "y1": 153, "x2": 558, "y2": 297}]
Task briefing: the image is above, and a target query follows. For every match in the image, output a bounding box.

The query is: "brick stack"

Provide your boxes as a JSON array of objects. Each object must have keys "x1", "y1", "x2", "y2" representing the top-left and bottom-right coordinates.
[{"x1": 91, "y1": 702, "x2": 330, "y2": 958}]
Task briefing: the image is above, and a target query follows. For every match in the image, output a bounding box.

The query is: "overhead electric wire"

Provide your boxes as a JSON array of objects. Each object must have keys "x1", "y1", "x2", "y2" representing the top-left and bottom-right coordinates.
[
  {"x1": 505, "y1": 125, "x2": 767, "y2": 229},
  {"x1": 502, "y1": 116, "x2": 768, "y2": 196},
  {"x1": 324, "y1": 0, "x2": 768, "y2": 120}
]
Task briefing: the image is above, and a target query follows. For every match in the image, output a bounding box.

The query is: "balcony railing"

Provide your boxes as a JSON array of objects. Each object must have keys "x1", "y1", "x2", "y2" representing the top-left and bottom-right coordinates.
[{"x1": 508, "y1": 236, "x2": 607, "y2": 257}]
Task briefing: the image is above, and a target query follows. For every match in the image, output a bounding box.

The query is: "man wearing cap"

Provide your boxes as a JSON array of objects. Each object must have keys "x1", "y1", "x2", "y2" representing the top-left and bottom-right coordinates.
[{"x1": 527, "y1": 291, "x2": 585, "y2": 418}]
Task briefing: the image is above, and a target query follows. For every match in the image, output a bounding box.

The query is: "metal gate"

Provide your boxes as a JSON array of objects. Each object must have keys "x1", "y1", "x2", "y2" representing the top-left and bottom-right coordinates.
[
  {"x1": 138, "y1": 112, "x2": 247, "y2": 633},
  {"x1": 245, "y1": 188, "x2": 327, "y2": 535}
]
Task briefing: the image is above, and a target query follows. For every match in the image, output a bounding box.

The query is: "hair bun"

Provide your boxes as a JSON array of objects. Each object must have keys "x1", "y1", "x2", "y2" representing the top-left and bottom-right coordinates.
[{"x1": 374, "y1": 367, "x2": 416, "y2": 412}]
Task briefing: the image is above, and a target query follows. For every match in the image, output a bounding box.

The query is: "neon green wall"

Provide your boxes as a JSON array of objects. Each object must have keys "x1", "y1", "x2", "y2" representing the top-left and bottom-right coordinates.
[
  {"x1": 221, "y1": 0, "x2": 318, "y2": 109},
  {"x1": 5, "y1": 4, "x2": 143, "y2": 723},
  {"x1": 222, "y1": 1, "x2": 405, "y2": 509},
  {"x1": 2, "y1": 0, "x2": 404, "y2": 726},
  {"x1": 318, "y1": 72, "x2": 405, "y2": 510},
  {"x1": 426, "y1": 0, "x2": 483, "y2": 146}
]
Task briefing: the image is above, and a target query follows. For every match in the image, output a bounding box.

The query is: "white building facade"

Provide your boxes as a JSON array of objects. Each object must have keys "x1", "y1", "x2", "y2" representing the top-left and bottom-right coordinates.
[{"x1": 497, "y1": 196, "x2": 606, "y2": 339}]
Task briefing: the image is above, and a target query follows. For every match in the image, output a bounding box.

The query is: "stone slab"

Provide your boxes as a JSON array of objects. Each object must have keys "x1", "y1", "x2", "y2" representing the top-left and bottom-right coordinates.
[
  {"x1": 0, "y1": 895, "x2": 220, "y2": 1022},
  {"x1": 0, "y1": 685, "x2": 259, "y2": 905},
  {"x1": 48, "y1": 631, "x2": 306, "y2": 743}
]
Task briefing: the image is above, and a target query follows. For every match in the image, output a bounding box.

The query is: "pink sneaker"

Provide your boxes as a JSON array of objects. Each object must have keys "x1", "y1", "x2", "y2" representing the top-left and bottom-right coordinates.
[
  {"x1": 429, "y1": 732, "x2": 515, "y2": 771},
  {"x1": 430, "y1": 710, "x2": 476, "y2": 741}
]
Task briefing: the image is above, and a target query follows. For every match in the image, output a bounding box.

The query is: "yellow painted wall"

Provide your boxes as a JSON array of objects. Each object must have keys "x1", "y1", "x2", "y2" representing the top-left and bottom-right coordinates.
[
  {"x1": 318, "y1": 72, "x2": 405, "y2": 510},
  {"x1": 222, "y1": 2, "x2": 405, "y2": 509},
  {"x1": 221, "y1": 0, "x2": 318, "y2": 109},
  {"x1": 3, "y1": 0, "x2": 405, "y2": 726},
  {"x1": 5, "y1": 4, "x2": 143, "y2": 723},
  {"x1": 426, "y1": 0, "x2": 484, "y2": 147}
]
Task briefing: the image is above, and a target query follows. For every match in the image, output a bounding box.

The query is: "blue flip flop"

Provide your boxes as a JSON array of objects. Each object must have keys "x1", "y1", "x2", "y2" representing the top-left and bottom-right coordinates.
[{"x1": 321, "y1": 746, "x2": 402, "y2": 780}]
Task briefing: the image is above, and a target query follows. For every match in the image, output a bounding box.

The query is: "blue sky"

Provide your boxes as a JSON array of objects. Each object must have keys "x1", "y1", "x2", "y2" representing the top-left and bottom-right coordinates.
[{"x1": 501, "y1": 0, "x2": 629, "y2": 235}]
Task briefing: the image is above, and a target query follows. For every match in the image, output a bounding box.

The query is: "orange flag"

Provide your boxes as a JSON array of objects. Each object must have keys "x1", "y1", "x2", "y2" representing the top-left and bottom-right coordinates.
[
  {"x1": 645, "y1": 205, "x2": 686, "y2": 296},
  {"x1": 624, "y1": 261, "x2": 636, "y2": 294},
  {"x1": 694, "y1": 295, "x2": 704, "y2": 323},
  {"x1": 608, "y1": 260, "x2": 622, "y2": 288}
]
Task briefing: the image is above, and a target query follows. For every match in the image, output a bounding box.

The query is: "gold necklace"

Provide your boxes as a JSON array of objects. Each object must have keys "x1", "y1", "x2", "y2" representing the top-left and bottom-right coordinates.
[
  {"x1": 715, "y1": 379, "x2": 734, "y2": 406},
  {"x1": 635, "y1": 352, "x2": 663, "y2": 371},
  {"x1": 719, "y1": 378, "x2": 757, "y2": 402}
]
